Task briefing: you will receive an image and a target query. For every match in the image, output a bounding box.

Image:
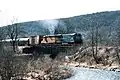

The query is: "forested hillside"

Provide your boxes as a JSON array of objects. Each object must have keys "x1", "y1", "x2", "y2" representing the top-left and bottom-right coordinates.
[
  {"x1": 1, "y1": 10, "x2": 120, "y2": 44},
  {"x1": 61, "y1": 10, "x2": 120, "y2": 45},
  {"x1": 62, "y1": 11, "x2": 120, "y2": 32}
]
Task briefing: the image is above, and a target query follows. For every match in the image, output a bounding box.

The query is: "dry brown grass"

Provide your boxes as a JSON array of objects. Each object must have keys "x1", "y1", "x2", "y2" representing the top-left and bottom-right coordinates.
[
  {"x1": 65, "y1": 46, "x2": 120, "y2": 69},
  {"x1": 22, "y1": 55, "x2": 72, "y2": 80},
  {"x1": 0, "y1": 44, "x2": 73, "y2": 80}
]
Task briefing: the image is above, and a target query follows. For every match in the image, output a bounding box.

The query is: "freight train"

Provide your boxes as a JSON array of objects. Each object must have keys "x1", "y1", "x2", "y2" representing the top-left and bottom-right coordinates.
[
  {"x1": 1, "y1": 33, "x2": 83, "y2": 59},
  {"x1": 22, "y1": 33, "x2": 83, "y2": 59},
  {"x1": 1, "y1": 33, "x2": 83, "y2": 46}
]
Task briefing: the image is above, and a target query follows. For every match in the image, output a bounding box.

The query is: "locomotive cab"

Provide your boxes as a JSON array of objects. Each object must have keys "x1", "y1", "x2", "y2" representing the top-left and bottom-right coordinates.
[{"x1": 61, "y1": 33, "x2": 83, "y2": 44}]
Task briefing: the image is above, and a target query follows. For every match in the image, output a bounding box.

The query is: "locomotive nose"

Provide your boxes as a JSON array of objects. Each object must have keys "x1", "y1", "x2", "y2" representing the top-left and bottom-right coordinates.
[{"x1": 73, "y1": 33, "x2": 83, "y2": 44}]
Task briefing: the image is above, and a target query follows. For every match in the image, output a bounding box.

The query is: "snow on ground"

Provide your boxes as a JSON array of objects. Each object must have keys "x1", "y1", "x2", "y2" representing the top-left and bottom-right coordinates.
[{"x1": 66, "y1": 67, "x2": 120, "y2": 80}]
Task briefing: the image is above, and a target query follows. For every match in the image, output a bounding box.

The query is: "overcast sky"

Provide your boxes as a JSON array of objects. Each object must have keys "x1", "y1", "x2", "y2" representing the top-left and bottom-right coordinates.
[{"x1": 0, "y1": 0, "x2": 120, "y2": 26}]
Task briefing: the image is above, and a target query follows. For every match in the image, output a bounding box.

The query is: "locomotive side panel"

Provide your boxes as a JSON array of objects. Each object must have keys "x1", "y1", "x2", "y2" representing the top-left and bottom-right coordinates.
[
  {"x1": 41, "y1": 35, "x2": 62, "y2": 44},
  {"x1": 41, "y1": 36, "x2": 56, "y2": 43},
  {"x1": 28, "y1": 33, "x2": 83, "y2": 45}
]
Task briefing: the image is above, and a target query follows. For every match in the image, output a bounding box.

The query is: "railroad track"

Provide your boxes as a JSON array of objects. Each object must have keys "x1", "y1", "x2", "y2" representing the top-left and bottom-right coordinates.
[{"x1": 22, "y1": 43, "x2": 82, "y2": 59}]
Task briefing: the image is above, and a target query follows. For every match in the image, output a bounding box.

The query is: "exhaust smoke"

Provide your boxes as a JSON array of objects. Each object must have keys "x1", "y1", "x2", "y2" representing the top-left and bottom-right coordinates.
[{"x1": 41, "y1": 20, "x2": 59, "y2": 34}]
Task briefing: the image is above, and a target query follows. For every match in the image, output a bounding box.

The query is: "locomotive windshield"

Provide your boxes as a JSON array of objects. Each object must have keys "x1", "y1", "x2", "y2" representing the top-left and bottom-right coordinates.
[
  {"x1": 60, "y1": 33, "x2": 82, "y2": 44},
  {"x1": 61, "y1": 34, "x2": 74, "y2": 43}
]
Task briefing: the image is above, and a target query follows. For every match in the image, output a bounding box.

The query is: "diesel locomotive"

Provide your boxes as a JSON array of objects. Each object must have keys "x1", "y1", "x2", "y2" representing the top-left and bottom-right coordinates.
[{"x1": 28, "y1": 33, "x2": 83, "y2": 45}]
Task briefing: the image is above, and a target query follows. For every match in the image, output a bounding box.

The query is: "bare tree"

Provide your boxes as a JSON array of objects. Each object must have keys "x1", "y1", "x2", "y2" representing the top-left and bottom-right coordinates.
[
  {"x1": 91, "y1": 26, "x2": 99, "y2": 64},
  {"x1": 0, "y1": 26, "x2": 6, "y2": 54},
  {"x1": 112, "y1": 17, "x2": 120, "y2": 64},
  {"x1": 0, "y1": 26, "x2": 13, "y2": 80},
  {"x1": 0, "y1": 26, "x2": 27, "y2": 80},
  {"x1": 7, "y1": 18, "x2": 20, "y2": 52},
  {"x1": 91, "y1": 25, "x2": 95, "y2": 60},
  {"x1": 90, "y1": 21, "x2": 100, "y2": 64},
  {"x1": 115, "y1": 28, "x2": 120, "y2": 64}
]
